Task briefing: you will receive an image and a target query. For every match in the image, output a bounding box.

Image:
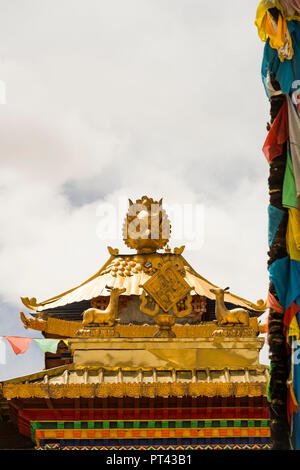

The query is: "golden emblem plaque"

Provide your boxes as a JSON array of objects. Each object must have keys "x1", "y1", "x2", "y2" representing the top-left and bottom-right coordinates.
[{"x1": 142, "y1": 261, "x2": 192, "y2": 313}]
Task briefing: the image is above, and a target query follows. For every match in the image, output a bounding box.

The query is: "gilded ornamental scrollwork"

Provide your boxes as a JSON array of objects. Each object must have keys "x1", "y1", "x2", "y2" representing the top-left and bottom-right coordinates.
[
  {"x1": 2, "y1": 381, "x2": 267, "y2": 400},
  {"x1": 139, "y1": 261, "x2": 194, "y2": 338}
]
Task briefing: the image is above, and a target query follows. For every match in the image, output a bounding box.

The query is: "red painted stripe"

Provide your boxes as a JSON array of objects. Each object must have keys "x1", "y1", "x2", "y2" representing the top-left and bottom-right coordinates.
[{"x1": 18, "y1": 407, "x2": 269, "y2": 423}]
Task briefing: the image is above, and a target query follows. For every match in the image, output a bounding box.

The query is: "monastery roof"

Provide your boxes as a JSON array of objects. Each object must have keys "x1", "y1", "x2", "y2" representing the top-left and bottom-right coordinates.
[
  {"x1": 21, "y1": 251, "x2": 266, "y2": 313},
  {"x1": 1, "y1": 363, "x2": 268, "y2": 399}
]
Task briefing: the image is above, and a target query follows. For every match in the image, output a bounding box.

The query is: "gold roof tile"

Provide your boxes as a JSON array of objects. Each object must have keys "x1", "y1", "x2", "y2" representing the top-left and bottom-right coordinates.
[
  {"x1": 21, "y1": 254, "x2": 266, "y2": 313},
  {"x1": 1, "y1": 363, "x2": 268, "y2": 400}
]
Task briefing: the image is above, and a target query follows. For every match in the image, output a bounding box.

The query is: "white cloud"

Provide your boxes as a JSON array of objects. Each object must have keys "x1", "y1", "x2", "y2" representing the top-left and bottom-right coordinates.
[{"x1": 0, "y1": 0, "x2": 271, "y2": 379}]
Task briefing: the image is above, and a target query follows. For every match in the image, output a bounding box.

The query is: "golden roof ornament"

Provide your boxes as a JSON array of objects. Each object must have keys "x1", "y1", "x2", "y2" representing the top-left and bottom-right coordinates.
[
  {"x1": 142, "y1": 262, "x2": 191, "y2": 313},
  {"x1": 76, "y1": 286, "x2": 126, "y2": 337},
  {"x1": 210, "y1": 287, "x2": 250, "y2": 327},
  {"x1": 122, "y1": 196, "x2": 171, "y2": 253},
  {"x1": 139, "y1": 261, "x2": 194, "y2": 338},
  {"x1": 209, "y1": 287, "x2": 257, "y2": 337}
]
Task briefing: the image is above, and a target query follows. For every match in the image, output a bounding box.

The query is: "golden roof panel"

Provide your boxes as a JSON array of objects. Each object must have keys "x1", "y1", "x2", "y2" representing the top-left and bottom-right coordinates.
[
  {"x1": 1, "y1": 363, "x2": 269, "y2": 399},
  {"x1": 21, "y1": 253, "x2": 266, "y2": 313}
]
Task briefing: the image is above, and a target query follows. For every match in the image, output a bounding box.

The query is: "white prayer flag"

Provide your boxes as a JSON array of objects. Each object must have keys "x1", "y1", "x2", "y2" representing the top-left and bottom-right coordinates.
[{"x1": 0, "y1": 337, "x2": 6, "y2": 365}]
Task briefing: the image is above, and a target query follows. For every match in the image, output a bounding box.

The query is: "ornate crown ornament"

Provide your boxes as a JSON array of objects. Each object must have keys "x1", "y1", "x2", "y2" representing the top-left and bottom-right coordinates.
[{"x1": 122, "y1": 196, "x2": 171, "y2": 253}]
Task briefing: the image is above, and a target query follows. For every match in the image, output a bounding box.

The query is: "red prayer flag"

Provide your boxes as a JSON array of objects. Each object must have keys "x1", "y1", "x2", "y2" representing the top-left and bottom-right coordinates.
[
  {"x1": 284, "y1": 303, "x2": 300, "y2": 331},
  {"x1": 267, "y1": 290, "x2": 284, "y2": 313},
  {"x1": 4, "y1": 336, "x2": 32, "y2": 355},
  {"x1": 262, "y1": 99, "x2": 289, "y2": 163}
]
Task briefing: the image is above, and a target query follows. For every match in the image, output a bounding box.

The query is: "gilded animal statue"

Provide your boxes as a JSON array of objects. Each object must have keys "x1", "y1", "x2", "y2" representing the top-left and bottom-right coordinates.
[
  {"x1": 210, "y1": 287, "x2": 249, "y2": 327},
  {"x1": 82, "y1": 286, "x2": 126, "y2": 327}
]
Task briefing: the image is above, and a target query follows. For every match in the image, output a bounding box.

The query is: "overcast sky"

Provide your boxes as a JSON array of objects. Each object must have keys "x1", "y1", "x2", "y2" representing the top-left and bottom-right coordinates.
[{"x1": 0, "y1": 0, "x2": 270, "y2": 380}]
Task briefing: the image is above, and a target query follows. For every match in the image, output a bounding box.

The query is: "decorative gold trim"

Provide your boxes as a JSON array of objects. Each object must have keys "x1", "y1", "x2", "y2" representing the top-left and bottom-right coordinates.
[
  {"x1": 76, "y1": 326, "x2": 121, "y2": 338},
  {"x1": 3, "y1": 381, "x2": 266, "y2": 400},
  {"x1": 212, "y1": 326, "x2": 257, "y2": 338},
  {"x1": 20, "y1": 315, "x2": 259, "y2": 338}
]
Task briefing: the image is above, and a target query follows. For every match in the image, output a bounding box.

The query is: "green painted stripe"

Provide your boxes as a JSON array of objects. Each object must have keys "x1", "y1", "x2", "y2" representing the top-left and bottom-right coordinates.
[{"x1": 31, "y1": 418, "x2": 270, "y2": 433}]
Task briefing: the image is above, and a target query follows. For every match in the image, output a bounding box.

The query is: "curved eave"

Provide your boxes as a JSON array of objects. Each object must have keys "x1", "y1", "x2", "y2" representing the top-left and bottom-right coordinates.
[
  {"x1": 21, "y1": 254, "x2": 266, "y2": 314},
  {"x1": 21, "y1": 256, "x2": 115, "y2": 312},
  {"x1": 182, "y1": 257, "x2": 267, "y2": 313}
]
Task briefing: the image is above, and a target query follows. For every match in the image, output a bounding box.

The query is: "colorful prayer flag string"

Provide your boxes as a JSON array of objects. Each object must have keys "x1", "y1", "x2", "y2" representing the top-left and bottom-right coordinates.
[
  {"x1": 255, "y1": 0, "x2": 300, "y2": 450},
  {"x1": 0, "y1": 336, "x2": 65, "y2": 355}
]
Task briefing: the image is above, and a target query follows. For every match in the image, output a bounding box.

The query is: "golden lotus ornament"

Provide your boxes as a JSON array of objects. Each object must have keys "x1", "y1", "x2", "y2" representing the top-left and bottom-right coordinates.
[{"x1": 123, "y1": 196, "x2": 171, "y2": 254}]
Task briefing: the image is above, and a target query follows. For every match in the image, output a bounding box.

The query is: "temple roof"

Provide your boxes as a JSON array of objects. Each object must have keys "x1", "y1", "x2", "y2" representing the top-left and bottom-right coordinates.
[
  {"x1": 21, "y1": 251, "x2": 266, "y2": 313},
  {"x1": 1, "y1": 363, "x2": 268, "y2": 399}
]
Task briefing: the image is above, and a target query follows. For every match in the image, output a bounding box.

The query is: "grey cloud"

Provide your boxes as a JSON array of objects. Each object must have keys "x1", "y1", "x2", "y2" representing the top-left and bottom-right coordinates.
[{"x1": 0, "y1": 0, "x2": 271, "y2": 379}]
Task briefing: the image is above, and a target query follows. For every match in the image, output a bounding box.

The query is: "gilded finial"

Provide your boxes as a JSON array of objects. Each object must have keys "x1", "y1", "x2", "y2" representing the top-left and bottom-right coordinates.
[{"x1": 122, "y1": 196, "x2": 171, "y2": 254}]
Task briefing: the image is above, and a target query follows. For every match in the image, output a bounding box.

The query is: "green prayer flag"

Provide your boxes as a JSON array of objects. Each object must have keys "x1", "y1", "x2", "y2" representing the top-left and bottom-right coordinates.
[
  {"x1": 33, "y1": 338, "x2": 60, "y2": 354},
  {"x1": 283, "y1": 148, "x2": 299, "y2": 209}
]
